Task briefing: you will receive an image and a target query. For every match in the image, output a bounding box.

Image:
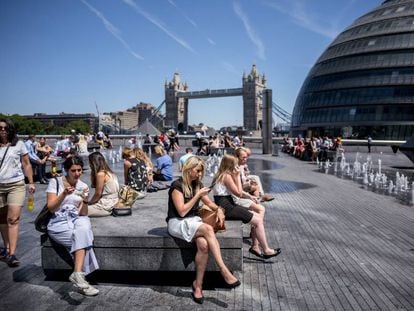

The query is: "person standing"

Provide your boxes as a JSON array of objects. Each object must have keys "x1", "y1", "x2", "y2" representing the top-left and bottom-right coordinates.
[
  {"x1": 367, "y1": 136, "x2": 372, "y2": 153},
  {"x1": 25, "y1": 134, "x2": 48, "y2": 184},
  {"x1": 0, "y1": 118, "x2": 36, "y2": 267}
]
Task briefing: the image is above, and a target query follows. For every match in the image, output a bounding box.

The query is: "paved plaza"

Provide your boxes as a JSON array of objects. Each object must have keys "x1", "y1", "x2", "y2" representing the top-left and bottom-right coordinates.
[{"x1": 1, "y1": 149, "x2": 413, "y2": 310}]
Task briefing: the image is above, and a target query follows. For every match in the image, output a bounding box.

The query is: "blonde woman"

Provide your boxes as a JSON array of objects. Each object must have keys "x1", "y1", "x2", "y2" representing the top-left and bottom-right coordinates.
[
  {"x1": 212, "y1": 154, "x2": 280, "y2": 259},
  {"x1": 122, "y1": 147, "x2": 148, "y2": 192},
  {"x1": 167, "y1": 156, "x2": 240, "y2": 304},
  {"x1": 133, "y1": 148, "x2": 153, "y2": 184}
]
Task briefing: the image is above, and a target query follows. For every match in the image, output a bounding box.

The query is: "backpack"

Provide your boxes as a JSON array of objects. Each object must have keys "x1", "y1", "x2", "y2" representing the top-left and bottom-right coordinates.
[{"x1": 127, "y1": 158, "x2": 148, "y2": 192}]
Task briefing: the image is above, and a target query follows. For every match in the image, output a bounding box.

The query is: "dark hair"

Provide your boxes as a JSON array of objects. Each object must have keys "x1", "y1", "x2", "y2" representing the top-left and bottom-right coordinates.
[
  {"x1": 63, "y1": 155, "x2": 84, "y2": 171},
  {"x1": 88, "y1": 151, "x2": 113, "y2": 187},
  {"x1": 0, "y1": 118, "x2": 18, "y2": 146},
  {"x1": 185, "y1": 147, "x2": 193, "y2": 153}
]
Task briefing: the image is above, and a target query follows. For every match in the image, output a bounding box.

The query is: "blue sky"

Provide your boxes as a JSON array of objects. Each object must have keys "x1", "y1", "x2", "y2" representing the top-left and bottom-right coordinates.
[{"x1": 0, "y1": 0, "x2": 381, "y2": 129}]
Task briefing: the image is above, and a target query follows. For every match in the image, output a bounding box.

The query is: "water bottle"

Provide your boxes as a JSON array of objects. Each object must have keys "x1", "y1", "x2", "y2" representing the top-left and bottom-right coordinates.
[
  {"x1": 27, "y1": 194, "x2": 34, "y2": 211},
  {"x1": 51, "y1": 161, "x2": 57, "y2": 176}
]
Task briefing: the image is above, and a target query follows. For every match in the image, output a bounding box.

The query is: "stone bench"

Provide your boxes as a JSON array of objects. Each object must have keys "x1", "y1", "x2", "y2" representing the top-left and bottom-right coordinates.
[{"x1": 40, "y1": 214, "x2": 243, "y2": 275}]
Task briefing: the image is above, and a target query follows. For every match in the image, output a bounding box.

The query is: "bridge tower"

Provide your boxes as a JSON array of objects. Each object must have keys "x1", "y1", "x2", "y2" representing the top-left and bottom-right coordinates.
[
  {"x1": 164, "y1": 71, "x2": 189, "y2": 132},
  {"x1": 242, "y1": 64, "x2": 267, "y2": 131}
]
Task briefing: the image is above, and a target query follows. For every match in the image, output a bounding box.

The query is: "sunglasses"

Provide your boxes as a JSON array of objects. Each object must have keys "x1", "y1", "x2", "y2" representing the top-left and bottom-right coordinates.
[{"x1": 0, "y1": 126, "x2": 8, "y2": 131}]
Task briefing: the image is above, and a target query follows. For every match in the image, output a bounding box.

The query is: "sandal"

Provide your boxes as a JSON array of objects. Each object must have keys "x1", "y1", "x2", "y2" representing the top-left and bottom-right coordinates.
[
  {"x1": 0, "y1": 247, "x2": 9, "y2": 260},
  {"x1": 6, "y1": 254, "x2": 20, "y2": 267}
]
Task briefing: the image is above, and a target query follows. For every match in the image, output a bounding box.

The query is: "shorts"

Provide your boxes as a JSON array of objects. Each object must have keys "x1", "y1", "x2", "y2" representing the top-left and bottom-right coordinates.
[
  {"x1": 0, "y1": 180, "x2": 26, "y2": 208},
  {"x1": 168, "y1": 216, "x2": 203, "y2": 242},
  {"x1": 214, "y1": 195, "x2": 253, "y2": 224}
]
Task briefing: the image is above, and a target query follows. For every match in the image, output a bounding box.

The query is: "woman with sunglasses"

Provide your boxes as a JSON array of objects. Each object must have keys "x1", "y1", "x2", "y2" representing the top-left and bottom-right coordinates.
[
  {"x1": 46, "y1": 156, "x2": 99, "y2": 296},
  {"x1": 0, "y1": 118, "x2": 36, "y2": 267}
]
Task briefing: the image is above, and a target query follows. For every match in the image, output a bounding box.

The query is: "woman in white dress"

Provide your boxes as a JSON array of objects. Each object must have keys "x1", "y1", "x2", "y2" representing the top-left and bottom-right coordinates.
[{"x1": 46, "y1": 155, "x2": 99, "y2": 296}]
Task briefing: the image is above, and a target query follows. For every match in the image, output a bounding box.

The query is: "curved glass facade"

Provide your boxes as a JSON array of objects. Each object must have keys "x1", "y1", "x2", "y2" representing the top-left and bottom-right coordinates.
[{"x1": 292, "y1": 0, "x2": 414, "y2": 140}]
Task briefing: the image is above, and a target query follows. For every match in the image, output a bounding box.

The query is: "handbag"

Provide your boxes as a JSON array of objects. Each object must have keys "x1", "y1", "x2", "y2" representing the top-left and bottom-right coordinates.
[
  {"x1": 198, "y1": 204, "x2": 226, "y2": 232},
  {"x1": 112, "y1": 207, "x2": 132, "y2": 217},
  {"x1": 118, "y1": 184, "x2": 144, "y2": 207},
  {"x1": 34, "y1": 177, "x2": 59, "y2": 233}
]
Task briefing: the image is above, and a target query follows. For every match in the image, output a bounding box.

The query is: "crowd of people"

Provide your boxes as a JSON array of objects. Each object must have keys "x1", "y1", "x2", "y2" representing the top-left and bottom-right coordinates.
[
  {"x1": 0, "y1": 118, "x2": 280, "y2": 302},
  {"x1": 281, "y1": 135, "x2": 344, "y2": 162}
]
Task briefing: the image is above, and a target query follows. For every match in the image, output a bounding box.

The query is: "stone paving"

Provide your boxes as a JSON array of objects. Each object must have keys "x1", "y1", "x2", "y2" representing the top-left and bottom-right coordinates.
[{"x1": 1, "y1": 149, "x2": 414, "y2": 310}]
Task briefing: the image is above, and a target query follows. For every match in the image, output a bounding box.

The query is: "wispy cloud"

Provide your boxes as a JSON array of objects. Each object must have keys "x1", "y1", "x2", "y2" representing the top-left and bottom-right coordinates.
[
  {"x1": 81, "y1": 0, "x2": 144, "y2": 60},
  {"x1": 122, "y1": 0, "x2": 196, "y2": 54},
  {"x1": 264, "y1": 0, "x2": 340, "y2": 39},
  {"x1": 233, "y1": 2, "x2": 265, "y2": 60},
  {"x1": 207, "y1": 37, "x2": 216, "y2": 46},
  {"x1": 221, "y1": 61, "x2": 239, "y2": 75},
  {"x1": 167, "y1": 0, "x2": 197, "y2": 28}
]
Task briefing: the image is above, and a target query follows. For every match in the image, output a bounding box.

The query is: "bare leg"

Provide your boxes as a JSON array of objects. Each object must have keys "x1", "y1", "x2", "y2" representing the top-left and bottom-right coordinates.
[
  {"x1": 194, "y1": 224, "x2": 238, "y2": 284},
  {"x1": 73, "y1": 249, "x2": 86, "y2": 272},
  {"x1": 250, "y1": 213, "x2": 275, "y2": 255},
  {"x1": 193, "y1": 237, "x2": 208, "y2": 299},
  {"x1": 6, "y1": 205, "x2": 21, "y2": 256}
]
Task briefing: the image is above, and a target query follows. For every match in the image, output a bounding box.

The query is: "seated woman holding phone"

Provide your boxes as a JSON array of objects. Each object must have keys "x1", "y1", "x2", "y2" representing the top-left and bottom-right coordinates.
[{"x1": 167, "y1": 156, "x2": 240, "y2": 304}]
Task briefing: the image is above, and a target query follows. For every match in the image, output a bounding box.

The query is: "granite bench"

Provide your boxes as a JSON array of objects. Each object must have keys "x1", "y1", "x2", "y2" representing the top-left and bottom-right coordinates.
[{"x1": 40, "y1": 214, "x2": 243, "y2": 275}]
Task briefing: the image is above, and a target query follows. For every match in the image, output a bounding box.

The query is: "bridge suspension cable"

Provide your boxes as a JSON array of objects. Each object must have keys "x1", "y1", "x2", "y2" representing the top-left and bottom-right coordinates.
[
  {"x1": 148, "y1": 100, "x2": 166, "y2": 127},
  {"x1": 272, "y1": 102, "x2": 292, "y2": 124}
]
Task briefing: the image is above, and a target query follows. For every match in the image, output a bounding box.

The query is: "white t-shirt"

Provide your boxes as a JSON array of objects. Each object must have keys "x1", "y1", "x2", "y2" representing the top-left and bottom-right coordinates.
[{"x1": 0, "y1": 141, "x2": 28, "y2": 184}]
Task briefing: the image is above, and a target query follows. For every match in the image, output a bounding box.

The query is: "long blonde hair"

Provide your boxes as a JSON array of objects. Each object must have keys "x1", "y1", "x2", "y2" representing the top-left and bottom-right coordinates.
[
  {"x1": 181, "y1": 156, "x2": 205, "y2": 199},
  {"x1": 134, "y1": 148, "x2": 153, "y2": 169},
  {"x1": 213, "y1": 154, "x2": 238, "y2": 184}
]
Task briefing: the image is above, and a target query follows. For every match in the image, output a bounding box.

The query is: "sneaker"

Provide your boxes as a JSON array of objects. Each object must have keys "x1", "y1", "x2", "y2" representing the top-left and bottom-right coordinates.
[
  {"x1": 6, "y1": 254, "x2": 20, "y2": 267},
  {"x1": 69, "y1": 272, "x2": 90, "y2": 289},
  {"x1": 78, "y1": 284, "x2": 99, "y2": 296}
]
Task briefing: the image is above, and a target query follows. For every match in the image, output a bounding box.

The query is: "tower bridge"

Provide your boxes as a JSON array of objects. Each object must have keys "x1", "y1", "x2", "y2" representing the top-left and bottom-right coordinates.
[{"x1": 164, "y1": 64, "x2": 267, "y2": 133}]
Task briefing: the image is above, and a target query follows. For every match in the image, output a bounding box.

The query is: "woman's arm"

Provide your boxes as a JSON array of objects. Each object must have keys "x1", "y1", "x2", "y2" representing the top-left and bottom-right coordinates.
[
  {"x1": 201, "y1": 195, "x2": 225, "y2": 225},
  {"x1": 87, "y1": 171, "x2": 106, "y2": 205},
  {"x1": 123, "y1": 160, "x2": 131, "y2": 184},
  {"x1": 171, "y1": 187, "x2": 210, "y2": 217},
  {"x1": 21, "y1": 154, "x2": 35, "y2": 193},
  {"x1": 46, "y1": 180, "x2": 74, "y2": 213}
]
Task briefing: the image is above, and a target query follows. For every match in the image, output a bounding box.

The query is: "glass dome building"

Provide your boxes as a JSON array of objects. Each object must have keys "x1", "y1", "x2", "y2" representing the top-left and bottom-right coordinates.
[{"x1": 291, "y1": 0, "x2": 414, "y2": 140}]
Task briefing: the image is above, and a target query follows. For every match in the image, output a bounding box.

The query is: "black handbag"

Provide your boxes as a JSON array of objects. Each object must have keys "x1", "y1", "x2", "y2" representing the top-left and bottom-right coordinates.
[
  {"x1": 34, "y1": 177, "x2": 59, "y2": 233},
  {"x1": 112, "y1": 207, "x2": 132, "y2": 217}
]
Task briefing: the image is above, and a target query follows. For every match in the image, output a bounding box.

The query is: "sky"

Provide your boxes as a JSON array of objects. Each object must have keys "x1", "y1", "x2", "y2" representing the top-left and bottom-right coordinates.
[{"x1": 0, "y1": 0, "x2": 381, "y2": 129}]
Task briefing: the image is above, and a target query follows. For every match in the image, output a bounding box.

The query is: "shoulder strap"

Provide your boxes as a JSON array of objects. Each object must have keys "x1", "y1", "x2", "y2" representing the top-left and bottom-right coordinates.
[
  {"x1": 54, "y1": 176, "x2": 60, "y2": 194},
  {"x1": 0, "y1": 145, "x2": 10, "y2": 170}
]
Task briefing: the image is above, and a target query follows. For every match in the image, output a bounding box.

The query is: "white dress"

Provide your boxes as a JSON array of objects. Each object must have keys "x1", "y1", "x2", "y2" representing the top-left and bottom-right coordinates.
[{"x1": 46, "y1": 177, "x2": 99, "y2": 275}]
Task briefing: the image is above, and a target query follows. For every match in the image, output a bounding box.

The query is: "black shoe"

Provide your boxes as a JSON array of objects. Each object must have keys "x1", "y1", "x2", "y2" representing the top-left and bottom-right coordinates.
[
  {"x1": 262, "y1": 248, "x2": 281, "y2": 259},
  {"x1": 225, "y1": 279, "x2": 241, "y2": 289},
  {"x1": 6, "y1": 254, "x2": 20, "y2": 267},
  {"x1": 191, "y1": 283, "x2": 204, "y2": 304},
  {"x1": 248, "y1": 248, "x2": 263, "y2": 258}
]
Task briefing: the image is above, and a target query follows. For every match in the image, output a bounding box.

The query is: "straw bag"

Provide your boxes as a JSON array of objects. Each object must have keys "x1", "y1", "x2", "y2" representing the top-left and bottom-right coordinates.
[{"x1": 198, "y1": 205, "x2": 226, "y2": 232}]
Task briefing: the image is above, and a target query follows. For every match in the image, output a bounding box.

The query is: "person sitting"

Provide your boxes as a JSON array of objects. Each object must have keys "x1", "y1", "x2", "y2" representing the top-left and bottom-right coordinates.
[
  {"x1": 122, "y1": 147, "x2": 148, "y2": 194},
  {"x1": 153, "y1": 145, "x2": 173, "y2": 181},
  {"x1": 46, "y1": 156, "x2": 99, "y2": 296},
  {"x1": 212, "y1": 154, "x2": 280, "y2": 259},
  {"x1": 134, "y1": 148, "x2": 153, "y2": 185},
  {"x1": 167, "y1": 156, "x2": 240, "y2": 304},
  {"x1": 86, "y1": 152, "x2": 119, "y2": 217},
  {"x1": 234, "y1": 147, "x2": 274, "y2": 202},
  {"x1": 179, "y1": 147, "x2": 194, "y2": 172}
]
